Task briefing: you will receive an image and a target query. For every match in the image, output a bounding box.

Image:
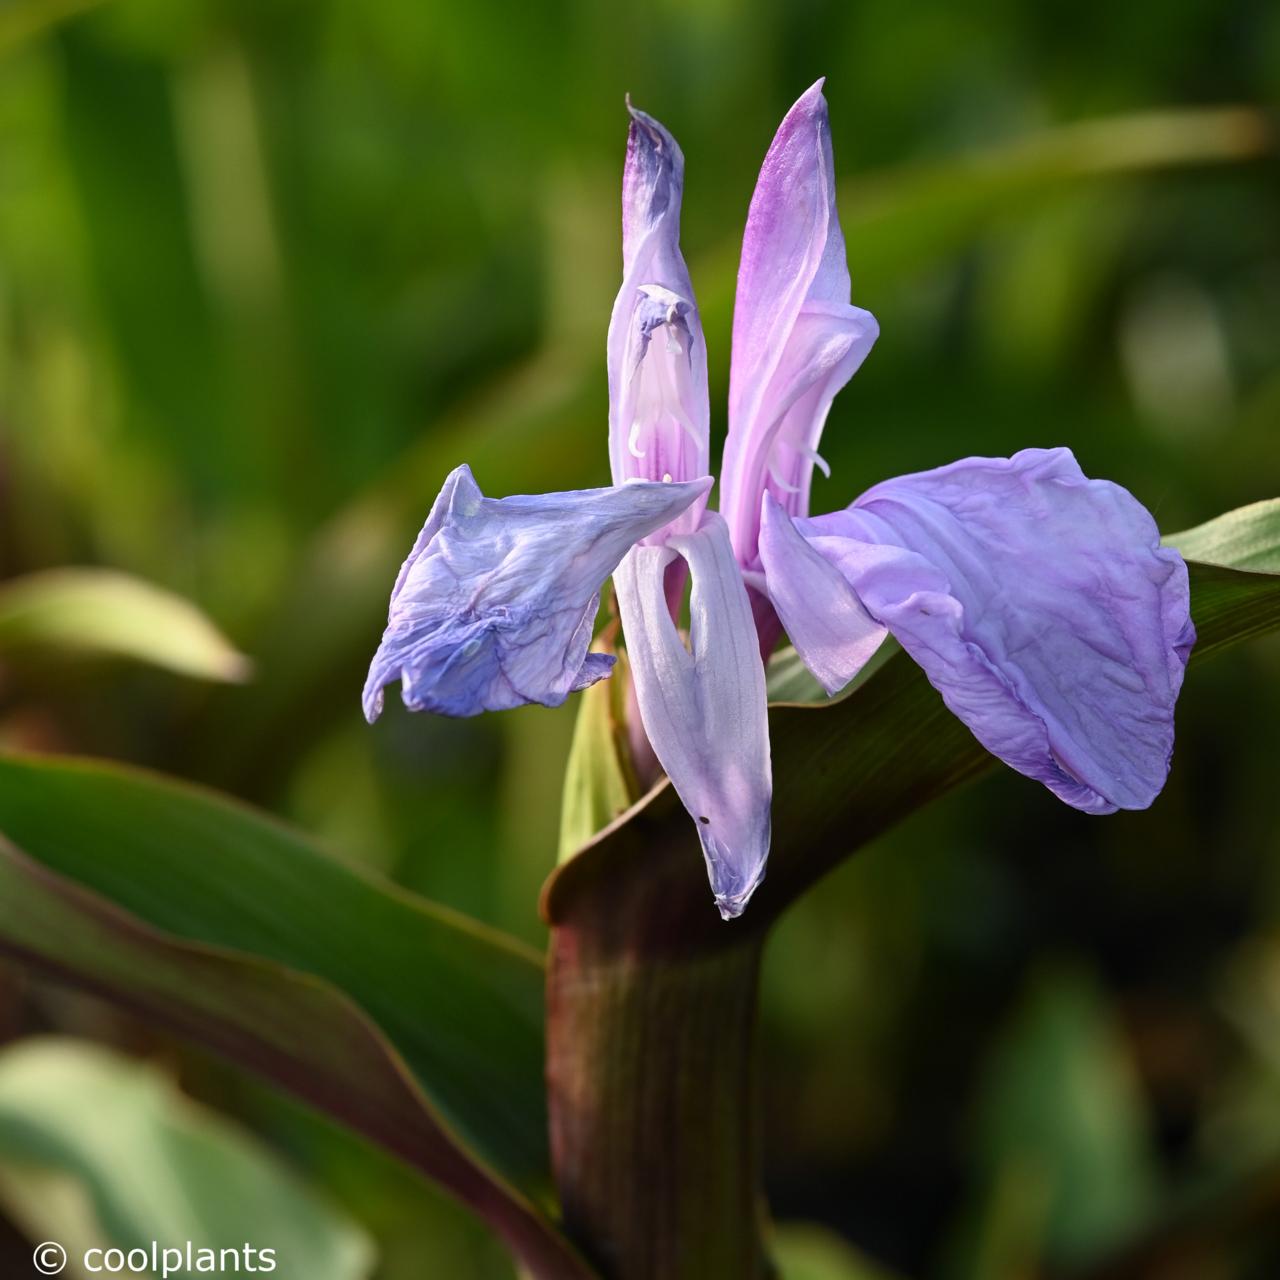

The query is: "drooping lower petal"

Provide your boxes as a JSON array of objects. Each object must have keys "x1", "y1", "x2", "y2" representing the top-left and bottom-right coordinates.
[
  {"x1": 720, "y1": 81, "x2": 878, "y2": 571},
  {"x1": 607, "y1": 104, "x2": 709, "y2": 539},
  {"x1": 614, "y1": 513, "x2": 772, "y2": 918},
  {"x1": 363, "y1": 465, "x2": 711, "y2": 721},
  {"x1": 763, "y1": 448, "x2": 1195, "y2": 813}
]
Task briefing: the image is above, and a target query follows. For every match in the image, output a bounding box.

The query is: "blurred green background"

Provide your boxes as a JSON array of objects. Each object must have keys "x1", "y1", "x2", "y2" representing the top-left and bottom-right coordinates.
[{"x1": 1, "y1": 0, "x2": 1279, "y2": 1275}]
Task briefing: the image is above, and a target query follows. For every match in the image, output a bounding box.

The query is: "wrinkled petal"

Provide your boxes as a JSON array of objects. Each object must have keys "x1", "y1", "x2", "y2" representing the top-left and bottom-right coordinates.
[
  {"x1": 758, "y1": 491, "x2": 887, "y2": 694},
  {"x1": 720, "y1": 80, "x2": 878, "y2": 571},
  {"x1": 764, "y1": 448, "x2": 1195, "y2": 812},
  {"x1": 614, "y1": 513, "x2": 772, "y2": 918},
  {"x1": 364, "y1": 465, "x2": 712, "y2": 720},
  {"x1": 607, "y1": 103, "x2": 710, "y2": 539}
]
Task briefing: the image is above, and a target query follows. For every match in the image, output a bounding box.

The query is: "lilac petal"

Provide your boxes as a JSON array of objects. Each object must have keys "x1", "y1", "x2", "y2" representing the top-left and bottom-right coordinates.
[
  {"x1": 770, "y1": 448, "x2": 1194, "y2": 812},
  {"x1": 614, "y1": 513, "x2": 772, "y2": 918},
  {"x1": 363, "y1": 465, "x2": 711, "y2": 721},
  {"x1": 720, "y1": 80, "x2": 879, "y2": 571},
  {"x1": 607, "y1": 104, "x2": 710, "y2": 538},
  {"x1": 758, "y1": 492, "x2": 887, "y2": 694}
]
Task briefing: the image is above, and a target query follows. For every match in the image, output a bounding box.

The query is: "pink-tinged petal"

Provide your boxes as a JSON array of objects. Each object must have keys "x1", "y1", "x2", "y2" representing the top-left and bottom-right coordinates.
[
  {"x1": 364, "y1": 466, "x2": 711, "y2": 721},
  {"x1": 769, "y1": 448, "x2": 1194, "y2": 812},
  {"x1": 607, "y1": 104, "x2": 709, "y2": 539},
  {"x1": 720, "y1": 80, "x2": 878, "y2": 571},
  {"x1": 758, "y1": 492, "x2": 887, "y2": 694},
  {"x1": 614, "y1": 513, "x2": 772, "y2": 919}
]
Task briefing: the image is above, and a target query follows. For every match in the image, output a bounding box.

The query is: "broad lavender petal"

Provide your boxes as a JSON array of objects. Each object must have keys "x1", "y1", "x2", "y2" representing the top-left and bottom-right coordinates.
[
  {"x1": 363, "y1": 465, "x2": 711, "y2": 721},
  {"x1": 758, "y1": 491, "x2": 887, "y2": 694},
  {"x1": 768, "y1": 449, "x2": 1194, "y2": 812},
  {"x1": 607, "y1": 104, "x2": 710, "y2": 537},
  {"x1": 720, "y1": 80, "x2": 878, "y2": 571},
  {"x1": 614, "y1": 513, "x2": 772, "y2": 918}
]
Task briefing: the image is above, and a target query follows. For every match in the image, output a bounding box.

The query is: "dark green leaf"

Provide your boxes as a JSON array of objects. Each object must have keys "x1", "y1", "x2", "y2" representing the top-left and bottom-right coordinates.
[{"x1": 0, "y1": 755, "x2": 594, "y2": 1280}]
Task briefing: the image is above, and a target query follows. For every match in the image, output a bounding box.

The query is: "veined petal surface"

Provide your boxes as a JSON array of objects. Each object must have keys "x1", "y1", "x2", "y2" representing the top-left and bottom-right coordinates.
[
  {"x1": 607, "y1": 104, "x2": 710, "y2": 540},
  {"x1": 614, "y1": 514, "x2": 772, "y2": 918},
  {"x1": 765, "y1": 448, "x2": 1194, "y2": 812},
  {"x1": 363, "y1": 466, "x2": 711, "y2": 720},
  {"x1": 721, "y1": 80, "x2": 878, "y2": 571}
]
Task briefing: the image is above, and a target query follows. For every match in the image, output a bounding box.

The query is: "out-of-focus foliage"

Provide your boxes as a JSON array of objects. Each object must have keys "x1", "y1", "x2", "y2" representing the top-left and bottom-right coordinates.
[
  {"x1": 774, "y1": 1222, "x2": 905, "y2": 1280},
  {"x1": 0, "y1": 754, "x2": 555, "y2": 1209},
  {"x1": 0, "y1": 567, "x2": 249, "y2": 680},
  {"x1": 0, "y1": 0, "x2": 1278, "y2": 1274},
  {"x1": 0, "y1": 1037, "x2": 373, "y2": 1280}
]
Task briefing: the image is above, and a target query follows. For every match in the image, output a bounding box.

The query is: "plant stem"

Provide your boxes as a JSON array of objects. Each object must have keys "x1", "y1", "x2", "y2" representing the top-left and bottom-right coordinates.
[{"x1": 546, "y1": 915, "x2": 769, "y2": 1279}]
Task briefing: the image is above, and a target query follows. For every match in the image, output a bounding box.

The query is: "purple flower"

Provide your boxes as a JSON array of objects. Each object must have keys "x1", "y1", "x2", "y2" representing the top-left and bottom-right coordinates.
[{"x1": 365, "y1": 81, "x2": 1195, "y2": 920}]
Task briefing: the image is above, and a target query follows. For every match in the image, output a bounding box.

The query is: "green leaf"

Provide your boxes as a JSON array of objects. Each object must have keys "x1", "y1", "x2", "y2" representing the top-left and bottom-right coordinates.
[
  {"x1": 0, "y1": 569, "x2": 250, "y2": 683},
  {"x1": 1165, "y1": 498, "x2": 1280, "y2": 575},
  {"x1": 546, "y1": 514, "x2": 1280, "y2": 944},
  {"x1": 0, "y1": 755, "x2": 594, "y2": 1280},
  {"x1": 0, "y1": 1037, "x2": 373, "y2": 1280},
  {"x1": 773, "y1": 1223, "x2": 904, "y2": 1280},
  {"x1": 558, "y1": 647, "x2": 641, "y2": 862}
]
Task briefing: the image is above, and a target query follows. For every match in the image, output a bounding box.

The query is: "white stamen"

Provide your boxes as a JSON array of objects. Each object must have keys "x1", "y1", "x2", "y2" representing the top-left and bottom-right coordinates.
[
  {"x1": 628, "y1": 421, "x2": 647, "y2": 459},
  {"x1": 662, "y1": 472, "x2": 672, "y2": 483},
  {"x1": 798, "y1": 443, "x2": 832, "y2": 479},
  {"x1": 767, "y1": 455, "x2": 802, "y2": 495}
]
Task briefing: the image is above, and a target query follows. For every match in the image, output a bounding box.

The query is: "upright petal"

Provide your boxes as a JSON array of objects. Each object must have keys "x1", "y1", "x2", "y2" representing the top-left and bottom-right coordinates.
[
  {"x1": 762, "y1": 449, "x2": 1195, "y2": 812},
  {"x1": 614, "y1": 513, "x2": 772, "y2": 918},
  {"x1": 607, "y1": 104, "x2": 710, "y2": 539},
  {"x1": 364, "y1": 465, "x2": 711, "y2": 721},
  {"x1": 720, "y1": 80, "x2": 878, "y2": 572}
]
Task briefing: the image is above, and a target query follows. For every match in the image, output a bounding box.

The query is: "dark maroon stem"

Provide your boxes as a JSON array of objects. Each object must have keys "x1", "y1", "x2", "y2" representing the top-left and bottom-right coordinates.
[{"x1": 545, "y1": 891, "x2": 770, "y2": 1279}]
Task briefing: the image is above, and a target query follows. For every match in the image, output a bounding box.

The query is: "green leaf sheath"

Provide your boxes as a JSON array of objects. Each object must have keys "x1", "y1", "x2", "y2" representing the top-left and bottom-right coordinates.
[{"x1": 0, "y1": 757, "x2": 596, "y2": 1280}]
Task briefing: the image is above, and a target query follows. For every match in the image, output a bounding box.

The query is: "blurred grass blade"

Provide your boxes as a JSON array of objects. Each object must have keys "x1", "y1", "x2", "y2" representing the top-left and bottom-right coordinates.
[
  {"x1": 0, "y1": 1037, "x2": 373, "y2": 1279},
  {"x1": 0, "y1": 0, "x2": 105, "y2": 57},
  {"x1": 546, "y1": 509, "x2": 1280, "y2": 942},
  {"x1": 840, "y1": 107, "x2": 1273, "y2": 293},
  {"x1": 1165, "y1": 498, "x2": 1280, "y2": 574},
  {"x1": 0, "y1": 755, "x2": 595, "y2": 1279},
  {"x1": 772, "y1": 1223, "x2": 904, "y2": 1279},
  {"x1": 0, "y1": 569, "x2": 250, "y2": 682}
]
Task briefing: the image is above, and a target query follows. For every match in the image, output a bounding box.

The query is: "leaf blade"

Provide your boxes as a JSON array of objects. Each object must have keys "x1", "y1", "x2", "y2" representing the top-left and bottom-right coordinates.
[
  {"x1": 0, "y1": 756, "x2": 594, "y2": 1279},
  {"x1": 1165, "y1": 498, "x2": 1280, "y2": 575}
]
